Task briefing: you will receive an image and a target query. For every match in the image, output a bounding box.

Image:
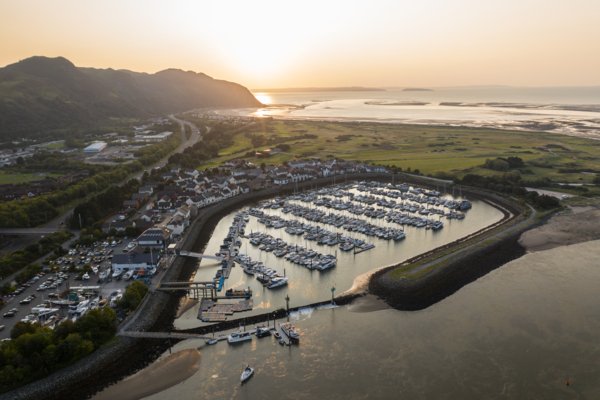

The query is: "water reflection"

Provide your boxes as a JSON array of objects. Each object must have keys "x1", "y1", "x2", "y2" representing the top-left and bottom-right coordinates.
[
  {"x1": 143, "y1": 239, "x2": 600, "y2": 400},
  {"x1": 175, "y1": 187, "x2": 503, "y2": 329}
]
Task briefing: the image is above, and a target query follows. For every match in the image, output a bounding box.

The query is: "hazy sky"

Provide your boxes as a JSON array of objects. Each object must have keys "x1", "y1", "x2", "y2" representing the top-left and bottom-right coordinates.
[{"x1": 1, "y1": 0, "x2": 599, "y2": 88}]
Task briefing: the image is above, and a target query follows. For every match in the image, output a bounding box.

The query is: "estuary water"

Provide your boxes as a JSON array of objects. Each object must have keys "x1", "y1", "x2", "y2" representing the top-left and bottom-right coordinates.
[
  {"x1": 219, "y1": 86, "x2": 600, "y2": 140},
  {"x1": 138, "y1": 239, "x2": 600, "y2": 400}
]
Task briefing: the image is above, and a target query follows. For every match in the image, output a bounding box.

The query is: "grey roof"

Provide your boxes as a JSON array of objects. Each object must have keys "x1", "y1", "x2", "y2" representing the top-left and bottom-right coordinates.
[{"x1": 112, "y1": 252, "x2": 156, "y2": 265}]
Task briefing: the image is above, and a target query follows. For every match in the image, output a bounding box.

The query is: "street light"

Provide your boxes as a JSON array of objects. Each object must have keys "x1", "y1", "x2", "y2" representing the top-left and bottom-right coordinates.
[{"x1": 331, "y1": 286, "x2": 336, "y2": 305}]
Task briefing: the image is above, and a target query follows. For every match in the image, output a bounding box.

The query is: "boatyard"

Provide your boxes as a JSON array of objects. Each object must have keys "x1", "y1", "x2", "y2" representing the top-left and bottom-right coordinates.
[{"x1": 173, "y1": 180, "x2": 503, "y2": 330}]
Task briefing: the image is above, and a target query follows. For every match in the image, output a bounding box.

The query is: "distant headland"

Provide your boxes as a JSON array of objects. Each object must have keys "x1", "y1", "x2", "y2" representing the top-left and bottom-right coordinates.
[
  {"x1": 402, "y1": 87, "x2": 433, "y2": 92},
  {"x1": 253, "y1": 86, "x2": 386, "y2": 93}
]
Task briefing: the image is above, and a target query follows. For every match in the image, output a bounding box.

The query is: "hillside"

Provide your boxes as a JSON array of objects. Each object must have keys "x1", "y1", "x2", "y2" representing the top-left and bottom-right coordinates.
[{"x1": 0, "y1": 56, "x2": 261, "y2": 140}]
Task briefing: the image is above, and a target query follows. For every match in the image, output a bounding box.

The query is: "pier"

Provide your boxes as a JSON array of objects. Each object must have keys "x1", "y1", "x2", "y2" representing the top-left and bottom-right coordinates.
[
  {"x1": 157, "y1": 281, "x2": 217, "y2": 299},
  {"x1": 198, "y1": 298, "x2": 254, "y2": 322},
  {"x1": 177, "y1": 250, "x2": 223, "y2": 261},
  {"x1": 118, "y1": 331, "x2": 214, "y2": 340}
]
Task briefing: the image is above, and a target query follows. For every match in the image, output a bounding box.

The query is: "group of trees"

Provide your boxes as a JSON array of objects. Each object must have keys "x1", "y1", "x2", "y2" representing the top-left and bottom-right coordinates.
[
  {"x1": 68, "y1": 179, "x2": 139, "y2": 229},
  {"x1": 458, "y1": 173, "x2": 559, "y2": 209},
  {"x1": 0, "y1": 307, "x2": 117, "y2": 393},
  {"x1": 118, "y1": 281, "x2": 149, "y2": 312},
  {"x1": 483, "y1": 156, "x2": 525, "y2": 172},
  {"x1": 0, "y1": 162, "x2": 141, "y2": 228},
  {"x1": 167, "y1": 123, "x2": 238, "y2": 169},
  {"x1": 0, "y1": 231, "x2": 72, "y2": 285},
  {"x1": 0, "y1": 124, "x2": 183, "y2": 228},
  {"x1": 134, "y1": 132, "x2": 181, "y2": 166}
]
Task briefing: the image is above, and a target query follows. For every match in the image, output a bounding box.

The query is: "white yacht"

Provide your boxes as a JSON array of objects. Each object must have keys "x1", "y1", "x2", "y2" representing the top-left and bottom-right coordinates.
[
  {"x1": 241, "y1": 365, "x2": 254, "y2": 383},
  {"x1": 267, "y1": 276, "x2": 288, "y2": 289},
  {"x1": 227, "y1": 330, "x2": 252, "y2": 344},
  {"x1": 280, "y1": 322, "x2": 300, "y2": 343}
]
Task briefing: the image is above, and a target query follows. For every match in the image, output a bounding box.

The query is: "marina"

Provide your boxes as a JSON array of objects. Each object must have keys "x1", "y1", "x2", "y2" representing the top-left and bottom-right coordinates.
[
  {"x1": 124, "y1": 239, "x2": 600, "y2": 400},
  {"x1": 174, "y1": 181, "x2": 504, "y2": 330}
]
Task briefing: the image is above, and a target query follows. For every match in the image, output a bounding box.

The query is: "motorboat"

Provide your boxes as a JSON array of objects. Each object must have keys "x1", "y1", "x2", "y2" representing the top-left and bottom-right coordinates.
[
  {"x1": 255, "y1": 326, "x2": 271, "y2": 338},
  {"x1": 240, "y1": 365, "x2": 254, "y2": 384},
  {"x1": 267, "y1": 276, "x2": 288, "y2": 289},
  {"x1": 205, "y1": 338, "x2": 218, "y2": 345},
  {"x1": 280, "y1": 322, "x2": 300, "y2": 343},
  {"x1": 227, "y1": 330, "x2": 252, "y2": 344}
]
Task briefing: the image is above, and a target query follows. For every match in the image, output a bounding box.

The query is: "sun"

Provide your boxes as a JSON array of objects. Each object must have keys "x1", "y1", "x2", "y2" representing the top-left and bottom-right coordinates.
[{"x1": 253, "y1": 93, "x2": 273, "y2": 105}]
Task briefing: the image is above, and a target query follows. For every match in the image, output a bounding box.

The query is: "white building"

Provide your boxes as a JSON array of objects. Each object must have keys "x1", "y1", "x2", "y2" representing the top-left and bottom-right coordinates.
[
  {"x1": 84, "y1": 142, "x2": 108, "y2": 153},
  {"x1": 111, "y1": 252, "x2": 158, "y2": 273}
]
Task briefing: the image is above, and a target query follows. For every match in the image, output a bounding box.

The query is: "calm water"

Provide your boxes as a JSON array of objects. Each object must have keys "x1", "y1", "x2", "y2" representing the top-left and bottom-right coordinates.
[
  {"x1": 143, "y1": 239, "x2": 600, "y2": 400},
  {"x1": 175, "y1": 184, "x2": 502, "y2": 329},
  {"x1": 219, "y1": 87, "x2": 600, "y2": 139}
]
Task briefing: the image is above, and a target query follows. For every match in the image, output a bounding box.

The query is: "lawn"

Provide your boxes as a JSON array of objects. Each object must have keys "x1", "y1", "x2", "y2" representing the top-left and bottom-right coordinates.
[
  {"x1": 198, "y1": 119, "x2": 600, "y2": 185},
  {"x1": 0, "y1": 171, "x2": 61, "y2": 185}
]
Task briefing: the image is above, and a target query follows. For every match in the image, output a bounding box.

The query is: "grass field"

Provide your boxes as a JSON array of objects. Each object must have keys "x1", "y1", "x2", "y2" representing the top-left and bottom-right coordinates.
[
  {"x1": 0, "y1": 171, "x2": 61, "y2": 185},
  {"x1": 200, "y1": 119, "x2": 600, "y2": 186}
]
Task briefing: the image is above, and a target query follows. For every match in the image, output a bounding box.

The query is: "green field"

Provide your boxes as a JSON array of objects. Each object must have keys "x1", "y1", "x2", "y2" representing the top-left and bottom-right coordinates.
[
  {"x1": 0, "y1": 171, "x2": 61, "y2": 185},
  {"x1": 199, "y1": 119, "x2": 600, "y2": 186}
]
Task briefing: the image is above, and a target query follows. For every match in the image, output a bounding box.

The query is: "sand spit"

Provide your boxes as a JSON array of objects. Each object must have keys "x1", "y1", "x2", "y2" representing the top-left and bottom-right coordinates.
[
  {"x1": 92, "y1": 349, "x2": 201, "y2": 400},
  {"x1": 519, "y1": 207, "x2": 600, "y2": 252}
]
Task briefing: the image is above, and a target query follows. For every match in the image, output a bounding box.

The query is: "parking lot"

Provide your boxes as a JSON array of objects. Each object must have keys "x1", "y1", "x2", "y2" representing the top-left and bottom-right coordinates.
[{"x1": 0, "y1": 237, "x2": 166, "y2": 340}]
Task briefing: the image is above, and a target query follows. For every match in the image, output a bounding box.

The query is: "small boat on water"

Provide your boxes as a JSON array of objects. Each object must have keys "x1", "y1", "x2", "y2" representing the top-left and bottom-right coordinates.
[
  {"x1": 205, "y1": 338, "x2": 218, "y2": 345},
  {"x1": 227, "y1": 330, "x2": 252, "y2": 344},
  {"x1": 240, "y1": 365, "x2": 254, "y2": 383},
  {"x1": 280, "y1": 322, "x2": 300, "y2": 343},
  {"x1": 255, "y1": 326, "x2": 271, "y2": 338},
  {"x1": 267, "y1": 276, "x2": 288, "y2": 289}
]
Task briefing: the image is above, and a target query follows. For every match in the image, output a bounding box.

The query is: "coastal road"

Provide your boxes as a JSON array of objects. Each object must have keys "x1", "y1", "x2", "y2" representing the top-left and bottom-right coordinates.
[
  {"x1": 0, "y1": 228, "x2": 69, "y2": 236},
  {"x1": 21, "y1": 115, "x2": 205, "y2": 232}
]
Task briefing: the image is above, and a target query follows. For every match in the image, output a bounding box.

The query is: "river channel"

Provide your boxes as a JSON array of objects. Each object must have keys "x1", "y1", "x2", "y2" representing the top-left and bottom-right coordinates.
[{"x1": 138, "y1": 239, "x2": 600, "y2": 400}]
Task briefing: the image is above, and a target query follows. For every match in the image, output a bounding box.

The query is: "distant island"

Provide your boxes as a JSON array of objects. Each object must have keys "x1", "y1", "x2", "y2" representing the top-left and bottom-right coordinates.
[
  {"x1": 402, "y1": 88, "x2": 433, "y2": 92},
  {"x1": 253, "y1": 86, "x2": 386, "y2": 93}
]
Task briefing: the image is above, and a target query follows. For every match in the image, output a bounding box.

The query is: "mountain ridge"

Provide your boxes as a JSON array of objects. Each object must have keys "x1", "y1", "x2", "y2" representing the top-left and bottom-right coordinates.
[{"x1": 0, "y1": 56, "x2": 261, "y2": 140}]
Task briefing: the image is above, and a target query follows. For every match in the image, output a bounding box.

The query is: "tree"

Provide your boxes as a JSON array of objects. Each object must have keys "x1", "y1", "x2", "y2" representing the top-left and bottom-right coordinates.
[
  {"x1": 75, "y1": 307, "x2": 117, "y2": 347},
  {"x1": 11, "y1": 322, "x2": 38, "y2": 339},
  {"x1": 119, "y1": 281, "x2": 149, "y2": 312}
]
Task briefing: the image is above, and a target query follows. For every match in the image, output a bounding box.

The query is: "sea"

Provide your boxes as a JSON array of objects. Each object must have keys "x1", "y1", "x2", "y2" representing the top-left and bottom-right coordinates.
[{"x1": 221, "y1": 86, "x2": 600, "y2": 140}]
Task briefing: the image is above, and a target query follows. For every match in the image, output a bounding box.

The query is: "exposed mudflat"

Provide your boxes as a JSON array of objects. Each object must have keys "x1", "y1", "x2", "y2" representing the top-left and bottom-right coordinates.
[
  {"x1": 519, "y1": 207, "x2": 600, "y2": 252},
  {"x1": 92, "y1": 349, "x2": 201, "y2": 400}
]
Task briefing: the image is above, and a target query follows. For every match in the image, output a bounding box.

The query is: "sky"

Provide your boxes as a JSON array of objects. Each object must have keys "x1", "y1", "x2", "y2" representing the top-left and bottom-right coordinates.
[{"x1": 1, "y1": 0, "x2": 600, "y2": 89}]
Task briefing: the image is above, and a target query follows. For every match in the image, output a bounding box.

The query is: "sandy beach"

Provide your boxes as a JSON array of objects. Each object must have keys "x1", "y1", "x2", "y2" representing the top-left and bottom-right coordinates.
[
  {"x1": 92, "y1": 349, "x2": 201, "y2": 400},
  {"x1": 519, "y1": 206, "x2": 600, "y2": 252}
]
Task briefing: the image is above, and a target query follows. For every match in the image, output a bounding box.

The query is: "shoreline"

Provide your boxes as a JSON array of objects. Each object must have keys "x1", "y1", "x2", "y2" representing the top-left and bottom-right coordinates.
[
  {"x1": 226, "y1": 108, "x2": 600, "y2": 141},
  {"x1": 0, "y1": 172, "x2": 546, "y2": 400}
]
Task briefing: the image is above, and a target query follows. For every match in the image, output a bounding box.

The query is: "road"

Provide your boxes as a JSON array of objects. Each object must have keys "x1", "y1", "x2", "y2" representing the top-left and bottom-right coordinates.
[
  {"x1": 0, "y1": 116, "x2": 205, "y2": 286},
  {"x1": 31, "y1": 115, "x2": 204, "y2": 232},
  {"x1": 0, "y1": 228, "x2": 70, "y2": 236}
]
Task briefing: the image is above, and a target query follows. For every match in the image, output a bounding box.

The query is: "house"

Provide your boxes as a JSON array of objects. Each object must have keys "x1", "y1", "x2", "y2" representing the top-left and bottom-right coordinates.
[
  {"x1": 102, "y1": 220, "x2": 129, "y2": 234},
  {"x1": 137, "y1": 227, "x2": 170, "y2": 248},
  {"x1": 111, "y1": 252, "x2": 158, "y2": 273},
  {"x1": 139, "y1": 185, "x2": 154, "y2": 196},
  {"x1": 166, "y1": 214, "x2": 187, "y2": 238},
  {"x1": 123, "y1": 199, "x2": 140, "y2": 210},
  {"x1": 156, "y1": 195, "x2": 172, "y2": 211},
  {"x1": 273, "y1": 173, "x2": 289, "y2": 185}
]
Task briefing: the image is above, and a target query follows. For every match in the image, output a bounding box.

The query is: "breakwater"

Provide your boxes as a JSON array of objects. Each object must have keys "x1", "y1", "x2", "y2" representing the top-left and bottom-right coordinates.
[{"x1": 368, "y1": 188, "x2": 552, "y2": 311}]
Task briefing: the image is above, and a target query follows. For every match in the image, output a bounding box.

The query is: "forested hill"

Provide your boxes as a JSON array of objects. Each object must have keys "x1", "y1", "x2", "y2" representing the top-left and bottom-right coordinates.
[{"x1": 0, "y1": 56, "x2": 261, "y2": 139}]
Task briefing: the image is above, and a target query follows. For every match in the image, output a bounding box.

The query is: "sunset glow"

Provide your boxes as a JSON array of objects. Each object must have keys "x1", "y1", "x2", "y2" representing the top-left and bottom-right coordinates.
[{"x1": 1, "y1": 0, "x2": 600, "y2": 88}]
